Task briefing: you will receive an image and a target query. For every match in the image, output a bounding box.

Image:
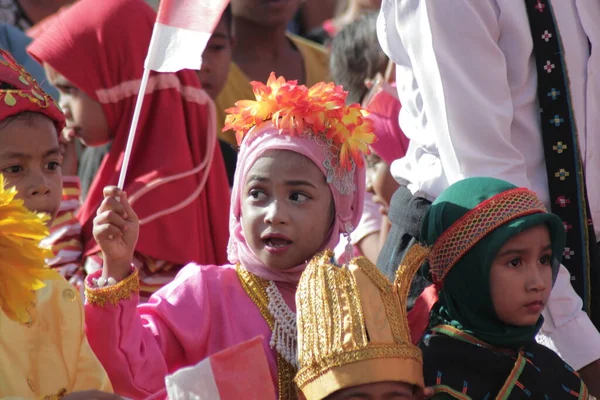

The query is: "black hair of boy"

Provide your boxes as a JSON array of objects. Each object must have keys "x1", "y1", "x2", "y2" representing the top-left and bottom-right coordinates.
[{"x1": 329, "y1": 13, "x2": 387, "y2": 105}]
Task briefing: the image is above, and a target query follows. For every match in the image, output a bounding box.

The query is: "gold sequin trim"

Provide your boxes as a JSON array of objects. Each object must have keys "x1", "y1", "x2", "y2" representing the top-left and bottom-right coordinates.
[
  {"x1": 295, "y1": 252, "x2": 424, "y2": 392},
  {"x1": 352, "y1": 256, "x2": 408, "y2": 344},
  {"x1": 236, "y1": 264, "x2": 298, "y2": 400},
  {"x1": 42, "y1": 388, "x2": 67, "y2": 400},
  {"x1": 295, "y1": 344, "x2": 423, "y2": 388},
  {"x1": 429, "y1": 188, "x2": 546, "y2": 283},
  {"x1": 85, "y1": 269, "x2": 140, "y2": 307},
  {"x1": 296, "y1": 252, "x2": 369, "y2": 368}
]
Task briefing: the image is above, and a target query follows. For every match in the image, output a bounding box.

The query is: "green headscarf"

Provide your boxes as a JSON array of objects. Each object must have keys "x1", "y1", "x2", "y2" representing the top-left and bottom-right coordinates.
[{"x1": 422, "y1": 177, "x2": 566, "y2": 349}]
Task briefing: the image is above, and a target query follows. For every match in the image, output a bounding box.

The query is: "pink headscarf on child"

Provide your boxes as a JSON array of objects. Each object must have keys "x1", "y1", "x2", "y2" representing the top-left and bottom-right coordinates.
[
  {"x1": 228, "y1": 122, "x2": 366, "y2": 284},
  {"x1": 224, "y1": 73, "x2": 375, "y2": 285}
]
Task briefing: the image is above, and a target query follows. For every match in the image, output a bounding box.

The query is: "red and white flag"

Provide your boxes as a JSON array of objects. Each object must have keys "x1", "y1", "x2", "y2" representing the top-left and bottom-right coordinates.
[
  {"x1": 145, "y1": 0, "x2": 230, "y2": 72},
  {"x1": 161, "y1": 336, "x2": 276, "y2": 400}
]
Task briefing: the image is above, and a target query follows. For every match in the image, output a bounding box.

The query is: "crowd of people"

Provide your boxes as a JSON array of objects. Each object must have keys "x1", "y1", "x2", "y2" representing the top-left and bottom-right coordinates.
[{"x1": 0, "y1": 0, "x2": 599, "y2": 399}]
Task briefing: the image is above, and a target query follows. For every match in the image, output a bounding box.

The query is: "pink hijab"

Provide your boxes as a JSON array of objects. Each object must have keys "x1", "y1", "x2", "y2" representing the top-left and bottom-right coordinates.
[{"x1": 228, "y1": 122, "x2": 366, "y2": 284}]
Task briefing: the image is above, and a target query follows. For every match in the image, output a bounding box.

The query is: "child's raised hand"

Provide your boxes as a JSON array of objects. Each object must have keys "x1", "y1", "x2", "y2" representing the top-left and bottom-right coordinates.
[{"x1": 93, "y1": 186, "x2": 139, "y2": 281}]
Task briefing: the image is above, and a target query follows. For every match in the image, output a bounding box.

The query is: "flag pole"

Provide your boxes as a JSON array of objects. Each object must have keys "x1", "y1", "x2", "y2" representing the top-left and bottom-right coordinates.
[{"x1": 117, "y1": 66, "x2": 151, "y2": 189}]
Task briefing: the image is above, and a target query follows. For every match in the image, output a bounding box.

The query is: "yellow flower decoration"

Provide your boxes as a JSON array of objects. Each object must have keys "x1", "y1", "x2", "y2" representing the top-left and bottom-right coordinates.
[
  {"x1": 0, "y1": 174, "x2": 58, "y2": 324},
  {"x1": 223, "y1": 73, "x2": 376, "y2": 171}
]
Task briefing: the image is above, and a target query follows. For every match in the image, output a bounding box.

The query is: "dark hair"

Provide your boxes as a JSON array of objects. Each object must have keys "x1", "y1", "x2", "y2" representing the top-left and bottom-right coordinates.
[
  {"x1": 329, "y1": 13, "x2": 388, "y2": 105},
  {"x1": 221, "y1": 5, "x2": 233, "y2": 35}
]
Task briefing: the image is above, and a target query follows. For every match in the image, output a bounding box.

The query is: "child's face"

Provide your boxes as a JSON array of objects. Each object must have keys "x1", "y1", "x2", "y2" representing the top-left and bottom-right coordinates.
[
  {"x1": 45, "y1": 65, "x2": 110, "y2": 147},
  {"x1": 197, "y1": 17, "x2": 233, "y2": 99},
  {"x1": 0, "y1": 115, "x2": 62, "y2": 226},
  {"x1": 231, "y1": 0, "x2": 301, "y2": 28},
  {"x1": 366, "y1": 154, "x2": 399, "y2": 216},
  {"x1": 325, "y1": 381, "x2": 415, "y2": 400},
  {"x1": 490, "y1": 224, "x2": 553, "y2": 327},
  {"x1": 241, "y1": 150, "x2": 333, "y2": 271}
]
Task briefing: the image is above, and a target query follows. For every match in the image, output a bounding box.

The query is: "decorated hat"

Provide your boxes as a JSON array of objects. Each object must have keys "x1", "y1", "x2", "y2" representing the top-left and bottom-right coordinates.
[
  {"x1": 295, "y1": 251, "x2": 424, "y2": 400},
  {"x1": 224, "y1": 72, "x2": 376, "y2": 196},
  {"x1": 398, "y1": 177, "x2": 566, "y2": 348},
  {"x1": 0, "y1": 49, "x2": 65, "y2": 132}
]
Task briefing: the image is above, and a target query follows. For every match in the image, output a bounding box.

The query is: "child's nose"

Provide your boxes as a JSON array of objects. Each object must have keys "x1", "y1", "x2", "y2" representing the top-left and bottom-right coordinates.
[
  {"x1": 526, "y1": 265, "x2": 547, "y2": 292},
  {"x1": 59, "y1": 99, "x2": 72, "y2": 119},
  {"x1": 264, "y1": 200, "x2": 288, "y2": 225},
  {"x1": 27, "y1": 172, "x2": 52, "y2": 197}
]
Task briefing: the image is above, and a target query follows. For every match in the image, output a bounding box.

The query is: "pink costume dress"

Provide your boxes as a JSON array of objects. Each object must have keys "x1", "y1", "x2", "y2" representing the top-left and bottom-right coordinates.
[{"x1": 84, "y1": 108, "x2": 367, "y2": 398}]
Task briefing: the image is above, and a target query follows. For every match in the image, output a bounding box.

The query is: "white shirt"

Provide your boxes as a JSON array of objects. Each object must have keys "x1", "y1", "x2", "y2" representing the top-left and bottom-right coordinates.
[{"x1": 378, "y1": 0, "x2": 600, "y2": 369}]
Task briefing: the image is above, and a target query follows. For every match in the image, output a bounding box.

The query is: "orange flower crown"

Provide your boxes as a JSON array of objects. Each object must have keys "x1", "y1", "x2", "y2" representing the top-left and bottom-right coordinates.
[{"x1": 223, "y1": 73, "x2": 376, "y2": 173}]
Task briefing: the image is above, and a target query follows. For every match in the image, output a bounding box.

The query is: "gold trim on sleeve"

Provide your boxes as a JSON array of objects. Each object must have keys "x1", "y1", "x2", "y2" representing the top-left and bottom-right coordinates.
[{"x1": 85, "y1": 269, "x2": 140, "y2": 307}]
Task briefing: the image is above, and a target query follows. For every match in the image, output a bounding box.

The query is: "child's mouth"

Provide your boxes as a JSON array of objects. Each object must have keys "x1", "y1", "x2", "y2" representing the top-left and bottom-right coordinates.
[{"x1": 263, "y1": 236, "x2": 292, "y2": 253}]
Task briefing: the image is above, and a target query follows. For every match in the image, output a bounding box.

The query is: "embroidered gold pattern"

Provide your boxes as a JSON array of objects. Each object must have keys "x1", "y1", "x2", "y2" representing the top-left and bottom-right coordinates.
[
  {"x1": 236, "y1": 264, "x2": 298, "y2": 400},
  {"x1": 0, "y1": 50, "x2": 64, "y2": 120},
  {"x1": 85, "y1": 269, "x2": 140, "y2": 307},
  {"x1": 395, "y1": 243, "x2": 430, "y2": 343},
  {"x1": 429, "y1": 189, "x2": 546, "y2": 283},
  {"x1": 42, "y1": 388, "x2": 67, "y2": 400},
  {"x1": 353, "y1": 256, "x2": 406, "y2": 344},
  {"x1": 295, "y1": 251, "x2": 423, "y2": 393},
  {"x1": 295, "y1": 345, "x2": 422, "y2": 386}
]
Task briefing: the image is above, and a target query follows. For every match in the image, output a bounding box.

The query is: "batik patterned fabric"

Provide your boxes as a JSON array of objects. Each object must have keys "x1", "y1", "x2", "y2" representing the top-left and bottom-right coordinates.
[
  {"x1": 524, "y1": 0, "x2": 600, "y2": 324},
  {"x1": 421, "y1": 325, "x2": 588, "y2": 400}
]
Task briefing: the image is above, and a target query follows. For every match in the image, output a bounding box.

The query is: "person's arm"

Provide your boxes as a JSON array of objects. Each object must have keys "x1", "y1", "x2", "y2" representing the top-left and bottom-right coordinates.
[
  {"x1": 378, "y1": 216, "x2": 392, "y2": 251},
  {"x1": 84, "y1": 189, "x2": 210, "y2": 398},
  {"x1": 538, "y1": 265, "x2": 600, "y2": 396},
  {"x1": 352, "y1": 192, "x2": 382, "y2": 264},
  {"x1": 84, "y1": 265, "x2": 211, "y2": 398},
  {"x1": 356, "y1": 232, "x2": 380, "y2": 264},
  {"x1": 387, "y1": 0, "x2": 532, "y2": 189}
]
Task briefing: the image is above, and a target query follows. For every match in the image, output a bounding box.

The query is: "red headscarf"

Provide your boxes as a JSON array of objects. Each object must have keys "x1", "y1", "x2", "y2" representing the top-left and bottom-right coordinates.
[
  {"x1": 28, "y1": 0, "x2": 230, "y2": 266},
  {"x1": 0, "y1": 49, "x2": 64, "y2": 131}
]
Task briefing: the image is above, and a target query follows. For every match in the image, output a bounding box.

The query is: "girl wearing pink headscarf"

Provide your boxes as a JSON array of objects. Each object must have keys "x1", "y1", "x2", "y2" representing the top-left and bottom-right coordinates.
[{"x1": 82, "y1": 73, "x2": 375, "y2": 399}]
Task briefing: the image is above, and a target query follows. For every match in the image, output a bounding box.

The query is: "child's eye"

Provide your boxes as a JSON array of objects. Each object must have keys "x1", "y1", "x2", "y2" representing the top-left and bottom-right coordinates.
[
  {"x1": 57, "y1": 85, "x2": 79, "y2": 95},
  {"x1": 290, "y1": 192, "x2": 310, "y2": 203},
  {"x1": 2, "y1": 165, "x2": 23, "y2": 174},
  {"x1": 539, "y1": 254, "x2": 551, "y2": 265},
  {"x1": 249, "y1": 189, "x2": 266, "y2": 200},
  {"x1": 208, "y1": 44, "x2": 226, "y2": 51},
  {"x1": 508, "y1": 258, "x2": 521, "y2": 267},
  {"x1": 46, "y1": 161, "x2": 62, "y2": 171}
]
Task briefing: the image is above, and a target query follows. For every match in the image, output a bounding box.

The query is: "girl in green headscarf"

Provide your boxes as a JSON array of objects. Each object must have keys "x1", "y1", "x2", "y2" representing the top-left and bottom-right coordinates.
[{"x1": 413, "y1": 177, "x2": 589, "y2": 399}]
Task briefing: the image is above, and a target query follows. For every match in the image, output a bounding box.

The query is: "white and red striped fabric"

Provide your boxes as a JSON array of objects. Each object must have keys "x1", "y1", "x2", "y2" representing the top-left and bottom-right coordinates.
[
  {"x1": 144, "y1": 336, "x2": 276, "y2": 400},
  {"x1": 145, "y1": 0, "x2": 230, "y2": 72}
]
